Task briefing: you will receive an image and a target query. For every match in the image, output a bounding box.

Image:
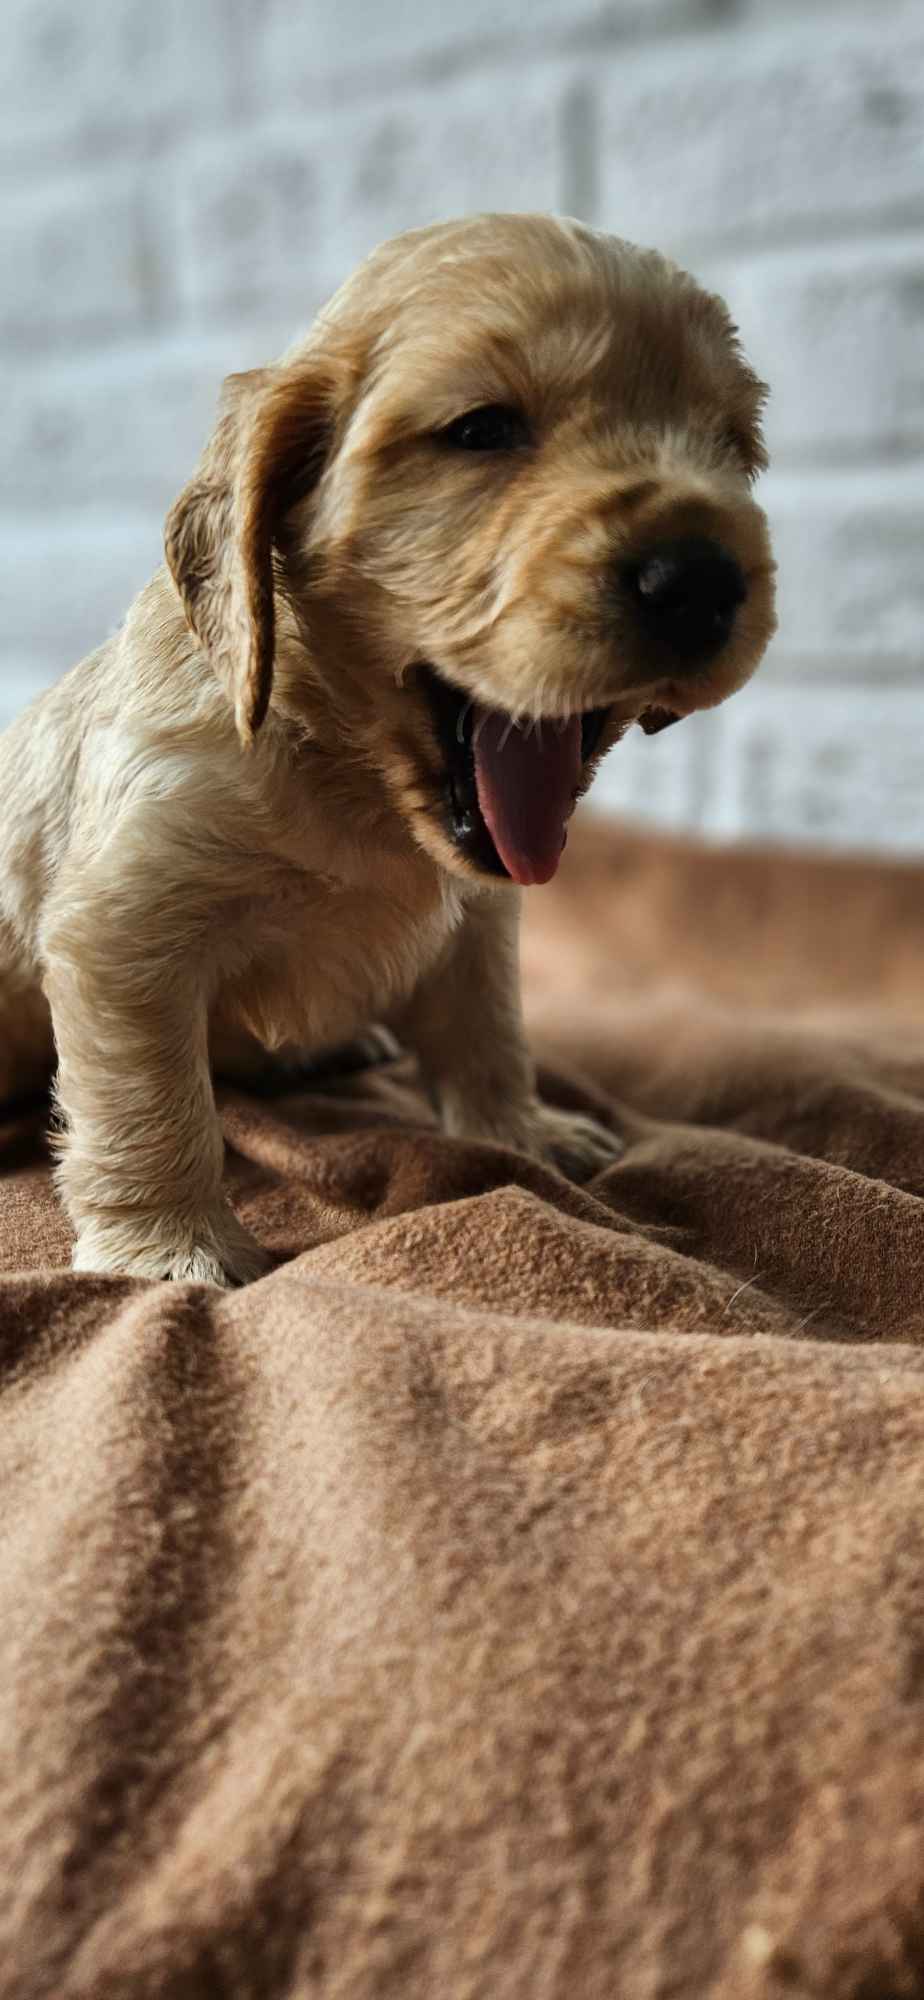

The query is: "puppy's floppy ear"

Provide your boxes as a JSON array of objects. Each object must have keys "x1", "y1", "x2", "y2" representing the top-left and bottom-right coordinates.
[{"x1": 164, "y1": 360, "x2": 336, "y2": 744}]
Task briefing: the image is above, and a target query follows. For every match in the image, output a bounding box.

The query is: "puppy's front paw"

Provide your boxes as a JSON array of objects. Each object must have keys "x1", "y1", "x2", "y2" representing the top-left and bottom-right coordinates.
[
  {"x1": 72, "y1": 1207, "x2": 270, "y2": 1288},
  {"x1": 159, "y1": 1232, "x2": 271, "y2": 1288},
  {"x1": 527, "y1": 1102, "x2": 623, "y2": 1184},
  {"x1": 447, "y1": 1098, "x2": 622, "y2": 1184}
]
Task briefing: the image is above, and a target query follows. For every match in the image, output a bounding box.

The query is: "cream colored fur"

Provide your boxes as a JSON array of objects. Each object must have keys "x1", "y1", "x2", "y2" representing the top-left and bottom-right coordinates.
[{"x1": 0, "y1": 214, "x2": 775, "y2": 1284}]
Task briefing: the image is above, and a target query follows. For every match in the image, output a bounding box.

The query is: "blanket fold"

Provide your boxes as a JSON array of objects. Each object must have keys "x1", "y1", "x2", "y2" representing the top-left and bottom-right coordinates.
[{"x1": 2, "y1": 821, "x2": 923, "y2": 1999}]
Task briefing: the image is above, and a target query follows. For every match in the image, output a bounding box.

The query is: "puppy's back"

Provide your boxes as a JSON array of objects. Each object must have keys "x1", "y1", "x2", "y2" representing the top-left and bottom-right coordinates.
[{"x1": 0, "y1": 646, "x2": 105, "y2": 970}]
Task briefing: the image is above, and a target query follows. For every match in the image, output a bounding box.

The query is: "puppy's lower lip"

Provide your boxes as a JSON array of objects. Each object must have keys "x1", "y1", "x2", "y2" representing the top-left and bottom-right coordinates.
[
  {"x1": 638, "y1": 706, "x2": 682, "y2": 736},
  {"x1": 419, "y1": 665, "x2": 611, "y2": 886}
]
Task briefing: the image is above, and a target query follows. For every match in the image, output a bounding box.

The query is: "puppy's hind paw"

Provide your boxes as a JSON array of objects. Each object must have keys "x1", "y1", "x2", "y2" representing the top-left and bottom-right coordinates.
[
  {"x1": 283, "y1": 1024, "x2": 400, "y2": 1086},
  {"x1": 234, "y1": 1025, "x2": 401, "y2": 1096}
]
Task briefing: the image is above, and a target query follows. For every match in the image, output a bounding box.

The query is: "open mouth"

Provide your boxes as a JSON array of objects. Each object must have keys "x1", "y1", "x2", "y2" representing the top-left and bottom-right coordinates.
[{"x1": 420, "y1": 665, "x2": 613, "y2": 887}]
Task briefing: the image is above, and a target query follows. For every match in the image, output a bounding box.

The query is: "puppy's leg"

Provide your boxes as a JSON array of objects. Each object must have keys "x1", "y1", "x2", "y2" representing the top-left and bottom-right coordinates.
[
  {"x1": 44, "y1": 874, "x2": 267, "y2": 1287},
  {"x1": 397, "y1": 892, "x2": 621, "y2": 1181}
]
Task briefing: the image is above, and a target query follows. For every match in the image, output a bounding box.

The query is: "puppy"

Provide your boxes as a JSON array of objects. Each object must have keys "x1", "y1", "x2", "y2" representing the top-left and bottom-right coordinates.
[{"x1": 0, "y1": 214, "x2": 776, "y2": 1284}]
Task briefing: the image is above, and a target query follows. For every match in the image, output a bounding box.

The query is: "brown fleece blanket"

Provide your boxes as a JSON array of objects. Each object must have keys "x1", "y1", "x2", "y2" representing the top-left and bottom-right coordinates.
[{"x1": 2, "y1": 821, "x2": 924, "y2": 2000}]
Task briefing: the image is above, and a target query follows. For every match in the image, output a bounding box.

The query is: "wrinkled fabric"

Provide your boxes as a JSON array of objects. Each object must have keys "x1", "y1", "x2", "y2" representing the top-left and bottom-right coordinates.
[{"x1": 1, "y1": 820, "x2": 923, "y2": 2000}]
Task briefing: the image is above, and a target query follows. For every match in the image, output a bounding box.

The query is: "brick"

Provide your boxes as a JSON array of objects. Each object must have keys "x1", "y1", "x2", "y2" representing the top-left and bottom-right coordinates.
[
  {"x1": 0, "y1": 330, "x2": 287, "y2": 514},
  {"x1": 172, "y1": 131, "x2": 331, "y2": 322},
  {"x1": 255, "y1": 0, "x2": 716, "y2": 99},
  {"x1": 762, "y1": 468, "x2": 924, "y2": 671},
  {"x1": 174, "y1": 77, "x2": 566, "y2": 319},
  {"x1": 0, "y1": 178, "x2": 150, "y2": 343},
  {"x1": 718, "y1": 237, "x2": 924, "y2": 463},
  {"x1": 590, "y1": 708, "x2": 720, "y2": 834},
  {"x1": 594, "y1": 6, "x2": 924, "y2": 255},
  {"x1": 702, "y1": 683, "x2": 924, "y2": 854},
  {"x1": 591, "y1": 681, "x2": 924, "y2": 855},
  {"x1": 0, "y1": 0, "x2": 236, "y2": 165},
  {"x1": 0, "y1": 514, "x2": 162, "y2": 663}
]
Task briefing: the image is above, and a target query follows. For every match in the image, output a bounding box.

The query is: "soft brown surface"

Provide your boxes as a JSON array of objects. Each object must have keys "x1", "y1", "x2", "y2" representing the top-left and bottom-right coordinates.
[{"x1": 2, "y1": 819, "x2": 924, "y2": 2000}]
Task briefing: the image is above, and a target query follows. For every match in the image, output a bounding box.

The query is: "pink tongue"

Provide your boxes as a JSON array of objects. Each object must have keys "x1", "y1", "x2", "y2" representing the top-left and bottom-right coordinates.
[{"x1": 472, "y1": 709, "x2": 582, "y2": 887}]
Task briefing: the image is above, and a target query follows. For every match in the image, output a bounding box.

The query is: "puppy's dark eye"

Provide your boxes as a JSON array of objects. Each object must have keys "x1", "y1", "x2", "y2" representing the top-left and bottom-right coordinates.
[{"x1": 439, "y1": 405, "x2": 529, "y2": 452}]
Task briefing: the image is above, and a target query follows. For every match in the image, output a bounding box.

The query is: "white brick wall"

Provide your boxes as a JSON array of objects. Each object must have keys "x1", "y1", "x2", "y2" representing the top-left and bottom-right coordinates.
[
  {"x1": 172, "y1": 78, "x2": 565, "y2": 320},
  {"x1": 2, "y1": 0, "x2": 922, "y2": 855}
]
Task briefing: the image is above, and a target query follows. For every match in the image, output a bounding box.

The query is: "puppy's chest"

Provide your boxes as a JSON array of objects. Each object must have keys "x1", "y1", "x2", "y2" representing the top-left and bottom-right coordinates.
[{"x1": 229, "y1": 870, "x2": 462, "y2": 1051}]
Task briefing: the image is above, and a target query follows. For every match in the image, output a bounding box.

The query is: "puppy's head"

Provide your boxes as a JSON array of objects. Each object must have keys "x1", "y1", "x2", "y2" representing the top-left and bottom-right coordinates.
[{"x1": 166, "y1": 214, "x2": 776, "y2": 887}]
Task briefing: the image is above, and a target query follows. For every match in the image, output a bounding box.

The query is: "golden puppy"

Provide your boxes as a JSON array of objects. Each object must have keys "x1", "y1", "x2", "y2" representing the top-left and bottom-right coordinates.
[{"x1": 0, "y1": 214, "x2": 776, "y2": 1284}]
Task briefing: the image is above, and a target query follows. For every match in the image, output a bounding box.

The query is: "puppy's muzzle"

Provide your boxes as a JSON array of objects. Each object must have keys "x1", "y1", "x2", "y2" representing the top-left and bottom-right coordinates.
[{"x1": 624, "y1": 535, "x2": 747, "y2": 666}]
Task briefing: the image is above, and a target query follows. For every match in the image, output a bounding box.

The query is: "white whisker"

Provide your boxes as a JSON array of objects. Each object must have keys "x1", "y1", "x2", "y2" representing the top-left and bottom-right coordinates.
[
  {"x1": 456, "y1": 700, "x2": 473, "y2": 746},
  {"x1": 722, "y1": 1272, "x2": 765, "y2": 1316}
]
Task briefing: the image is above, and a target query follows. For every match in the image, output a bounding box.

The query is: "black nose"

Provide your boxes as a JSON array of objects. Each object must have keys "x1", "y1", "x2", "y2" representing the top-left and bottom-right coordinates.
[{"x1": 625, "y1": 536, "x2": 746, "y2": 665}]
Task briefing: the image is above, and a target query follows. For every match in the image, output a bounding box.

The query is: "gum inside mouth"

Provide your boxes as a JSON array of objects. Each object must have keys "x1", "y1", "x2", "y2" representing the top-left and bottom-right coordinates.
[{"x1": 420, "y1": 665, "x2": 612, "y2": 887}]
